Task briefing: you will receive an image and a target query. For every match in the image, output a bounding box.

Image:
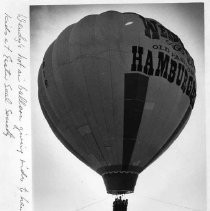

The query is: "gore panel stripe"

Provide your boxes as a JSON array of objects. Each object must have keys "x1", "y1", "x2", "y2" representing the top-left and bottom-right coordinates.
[
  {"x1": 144, "y1": 105, "x2": 192, "y2": 169},
  {"x1": 122, "y1": 73, "x2": 149, "y2": 170}
]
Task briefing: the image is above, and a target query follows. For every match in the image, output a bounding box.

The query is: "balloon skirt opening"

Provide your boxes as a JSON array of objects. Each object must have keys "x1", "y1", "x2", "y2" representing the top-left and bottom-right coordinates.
[{"x1": 102, "y1": 172, "x2": 138, "y2": 195}]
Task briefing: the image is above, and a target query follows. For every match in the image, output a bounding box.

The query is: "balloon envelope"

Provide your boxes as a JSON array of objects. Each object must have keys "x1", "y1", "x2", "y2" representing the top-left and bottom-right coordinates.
[{"x1": 38, "y1": 11, "x2": 196, "y2": 194}]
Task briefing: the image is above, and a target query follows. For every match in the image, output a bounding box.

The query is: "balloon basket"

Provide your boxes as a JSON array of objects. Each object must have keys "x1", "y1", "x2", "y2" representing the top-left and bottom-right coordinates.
[{"x1": 113, "y1": 196, "x2": 128, "y2": 211}]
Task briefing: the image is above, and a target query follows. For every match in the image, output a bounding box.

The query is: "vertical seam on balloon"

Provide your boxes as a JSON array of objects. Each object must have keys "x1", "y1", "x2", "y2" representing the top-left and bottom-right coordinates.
[
  {"x1": 108, "y1": 48, "x2": 119, "y2": 165},
  {"x1": 143, "y1": 105, "x2": 192, "y2": 170},
  {"x1": 69, "y1": 24, "x2": 104, "y2": 163},
  {"x1": 82, "y1": 111, "x2": 107, "y2": 166},
  {"x1": 138, "y1": 77, "x2": 164, "y2": 153},
  {"x1": 78, "y1": 17, "x2": 108, "y2": 167},
  {"x1": 54, "y1": 21, "x2": 106, "y2": 167},
  {"x1": 50, "y1": 29, "x2": 75, "y2": 125},
  {"x1": 145, "y1": 80, "x2": 179, "y2": 153},
  {"x1": 51, "y1": 26, "x2": 92, "y2": 161},
  {"x1": 106, "y1": 13, "x2": 120, "y2": 165},
  {"x1": 38, "y1": 71, "x2": 89, "y2": 166},
  {"x1": 93, "y1": 17, "x2": 112, "y2": 165},
  {"x1": 154, "y1": 82, "x2": 184, "y2": 143},
  {"x1": 67, "y1": 24, "x2": 95, "y2": 161}
]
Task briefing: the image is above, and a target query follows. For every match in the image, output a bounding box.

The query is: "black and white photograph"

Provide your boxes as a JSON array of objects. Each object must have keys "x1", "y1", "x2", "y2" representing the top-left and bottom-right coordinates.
[{"x1": 0, "y1": 1, "x2": 208, "y2": 211}]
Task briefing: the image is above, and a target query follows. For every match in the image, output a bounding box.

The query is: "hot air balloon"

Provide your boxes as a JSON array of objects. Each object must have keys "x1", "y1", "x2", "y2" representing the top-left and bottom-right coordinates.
[{"x1": 38, "y1": 10, "x2": 196, "y2": 210}]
